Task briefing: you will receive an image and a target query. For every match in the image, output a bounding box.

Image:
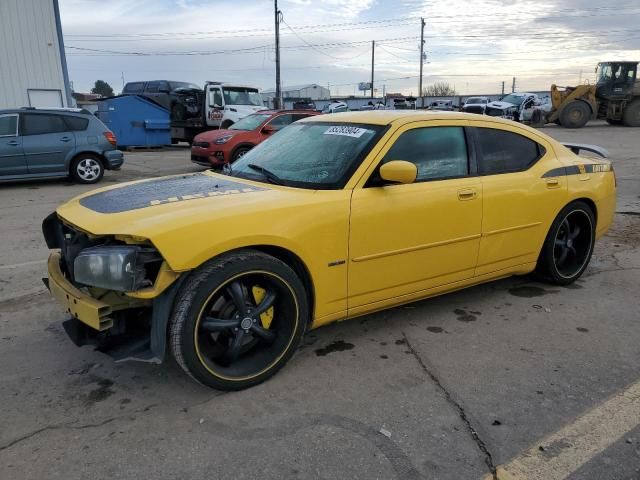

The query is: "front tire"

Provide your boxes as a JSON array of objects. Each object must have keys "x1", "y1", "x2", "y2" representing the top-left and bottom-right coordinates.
[
  {"x1": 232, "y1": 146, "x2": 252, "y2": 162},
  {"x1": 535, "y1": 201, "x2": 595, "y2": 285},
  {"x1": 70, "y1": 154, "x2": 104, "y2": 184},
  {"x1": 169, "y1": 250, "x2": 308, "y2": 390},
  {"x1": 559, "y1": 101, "x2": 590, "y2": 129}
]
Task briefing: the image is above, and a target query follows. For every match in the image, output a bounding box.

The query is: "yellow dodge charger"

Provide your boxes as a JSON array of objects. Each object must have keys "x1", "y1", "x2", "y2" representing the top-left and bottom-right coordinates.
[{"x1": 43, "y1": 111, "x2": 616, "y2": 390}]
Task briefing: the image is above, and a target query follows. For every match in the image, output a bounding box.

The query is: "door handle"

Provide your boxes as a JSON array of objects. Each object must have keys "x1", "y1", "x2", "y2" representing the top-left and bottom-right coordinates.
[
  {"x1": 546, "y1": 178, "x2": 560, "y2": 188},
  {"x1": 7, "y1": 140, "x2": 19, "y2": 146},
  {"x1": 60, "y1": 136, "x2": 71, "y2": 142},
  {"x1": 457, "y1": 188, "x2": 477, "y2": 201}
]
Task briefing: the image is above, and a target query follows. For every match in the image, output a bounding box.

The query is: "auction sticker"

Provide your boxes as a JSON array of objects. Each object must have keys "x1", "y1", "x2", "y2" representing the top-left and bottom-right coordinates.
[{"x1": 323, "y1": 126, "x2": 370, "y2": 138}]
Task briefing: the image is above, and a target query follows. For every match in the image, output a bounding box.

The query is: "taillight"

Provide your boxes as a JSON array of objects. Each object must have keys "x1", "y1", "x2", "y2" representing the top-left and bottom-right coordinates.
[{"x1": 103, "y1": 131, "x2": 117, "y2": 146}]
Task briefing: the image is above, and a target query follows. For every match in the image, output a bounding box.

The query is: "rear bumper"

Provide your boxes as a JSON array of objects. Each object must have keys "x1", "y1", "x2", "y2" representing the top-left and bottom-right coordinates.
[{"x1": 104, "y1": 150, "x2": 124, "y2": 169}]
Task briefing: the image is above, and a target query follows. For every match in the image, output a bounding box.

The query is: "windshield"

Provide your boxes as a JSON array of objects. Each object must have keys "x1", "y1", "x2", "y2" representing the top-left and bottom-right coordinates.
[
  {"x1": 229, "y1": 122, "x2": 384, "y2": 189},
  {"x1": 170, "y1": 81, "x2": 201, "y2": 90},
  {"x1": 466, "y1": 97, "x2": 485, "y2": 104},
  {"x1": 229, "y1": 114, "x2": 271, "y2": 131},
  {"x1": 500, "y1": 94, "x2": 524, "y2": 105},
  {"x1": 223, "y1": 87, "x2": 264, "y2": 106}
]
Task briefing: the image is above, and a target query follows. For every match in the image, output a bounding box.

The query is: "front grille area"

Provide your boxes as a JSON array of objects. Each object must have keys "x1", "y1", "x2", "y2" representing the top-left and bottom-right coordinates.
[
  {"x1": 43, "y1": 213, "x2": 105, "y2": 283},
  {"x1": 192, "y1": 141, "x2": 210, "y2": 148},
  {"x1": 463, "y1": 106, "x2": 485, "y2": 114},
  {"x1": 191, "y1": 154, "x2": 210, "y2": 165},
  {"x1": 485, "y1": 107, "x2": 507, "y2": 117}
]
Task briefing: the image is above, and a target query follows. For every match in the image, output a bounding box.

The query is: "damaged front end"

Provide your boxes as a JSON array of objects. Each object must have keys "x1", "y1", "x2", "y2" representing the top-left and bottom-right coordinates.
[{"x1": 42, "y1": 212, "x2": 182, "y2": 364}]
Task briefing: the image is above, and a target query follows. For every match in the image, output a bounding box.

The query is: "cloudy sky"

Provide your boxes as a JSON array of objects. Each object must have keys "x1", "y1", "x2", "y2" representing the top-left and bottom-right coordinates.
[{"x1": 59, "y1": 0, "x2": 640, "y2": 96}]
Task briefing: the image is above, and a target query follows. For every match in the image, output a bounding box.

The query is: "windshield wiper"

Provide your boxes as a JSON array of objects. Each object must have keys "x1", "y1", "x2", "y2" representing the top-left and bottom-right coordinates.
[{"x1": 247, "y1": 164, "x2": 284, "y2": 185}]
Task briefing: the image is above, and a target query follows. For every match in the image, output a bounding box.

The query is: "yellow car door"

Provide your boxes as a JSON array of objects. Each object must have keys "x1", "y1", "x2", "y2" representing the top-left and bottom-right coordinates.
[
  {"x1": 471, "y1": 122, "x2": 568, "y2": 276},
  {"x1": 348, "y1": 120, "x2": 482, "y2": 314}
]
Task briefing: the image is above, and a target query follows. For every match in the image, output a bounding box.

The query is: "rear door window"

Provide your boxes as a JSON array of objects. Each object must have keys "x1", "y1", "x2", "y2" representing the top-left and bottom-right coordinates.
[
  {"x1": 22, "y1": 114, "x2": 68, "y2": 136},
  {"x1": 0, "y1": 114, "x2": 18, "y2": 136},
  {"x1": 475, "y1": 128, "x2": 544, "y2": 174},
  {"x1": 63, "y1": 115, "x2": 89, "y2": 131}
]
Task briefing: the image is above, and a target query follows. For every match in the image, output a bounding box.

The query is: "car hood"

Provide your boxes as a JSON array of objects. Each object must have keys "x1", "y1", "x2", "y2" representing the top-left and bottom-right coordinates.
[
  {"x1": 58, "y1": 172, "x2": 287, "y2": 232},
  {"x1": 194, "y1": 129, "x2": 240, "y2": 142},
  {"x1": 486, "y1": 100, "x2": 518, "y2": 110}
]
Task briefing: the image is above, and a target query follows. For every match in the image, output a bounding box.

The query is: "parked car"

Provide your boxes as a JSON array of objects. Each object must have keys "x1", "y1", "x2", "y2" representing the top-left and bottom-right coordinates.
[
  {"x1": 321, "y1": 101, "x2": 348, "y2": 113},
  {"x1": 191, "y1": 110, "x2": 319, "y2": 168},
  {"x1": 461, "y1": 96, "x2": 489, "y2": 114},
  {"x1": 428, "y1": 100, "x2": 454, "y2": 111},
  {"x1": 292, "y1": 99, "x2": 316, "y2": 110},
  {"x1": 0, "y1": 108, "x2": 123, "y2": 184},
  {"x1": 485, "y1": 93, "x2": 552, "y2": 123},
  {"x1": 123, "y1": 80, "x2": 202, "y2": 119},
  {"x1": 44, "y1": 111, "x2": 615, "y2": 390}
]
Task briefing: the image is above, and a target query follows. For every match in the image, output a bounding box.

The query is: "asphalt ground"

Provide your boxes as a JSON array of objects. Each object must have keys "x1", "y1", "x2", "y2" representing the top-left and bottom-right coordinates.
[{"x1": 0, "y1": 123, "x2": 638, "y2": 480}]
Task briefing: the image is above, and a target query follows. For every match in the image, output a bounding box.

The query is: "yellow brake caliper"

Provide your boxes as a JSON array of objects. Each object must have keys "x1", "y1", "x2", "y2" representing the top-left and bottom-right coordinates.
[{"x1": 251, "y1": 286, "x2": 274, "y2": 329}]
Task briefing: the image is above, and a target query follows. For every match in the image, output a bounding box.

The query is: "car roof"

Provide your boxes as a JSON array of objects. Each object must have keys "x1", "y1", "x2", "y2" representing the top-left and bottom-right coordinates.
[{"x1": 299, "y1": 110, "x2": 518, "y2": 126}]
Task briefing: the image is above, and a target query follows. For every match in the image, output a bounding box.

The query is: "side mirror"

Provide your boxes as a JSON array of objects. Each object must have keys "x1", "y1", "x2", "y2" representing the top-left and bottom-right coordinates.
[
  {"x1": 379, "y1": 160, "x2": 417, "y2": 184},
  {"x1": 262, "y1": 124, "x2": 276, "y2": 134}
]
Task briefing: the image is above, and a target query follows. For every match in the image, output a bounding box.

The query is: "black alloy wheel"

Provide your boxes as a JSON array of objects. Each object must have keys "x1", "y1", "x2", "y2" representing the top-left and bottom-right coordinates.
[
  {"x1": 170, "y1": 250, "x2": 308, "y2": 390},
  {"x1": 536, "y1": 201, "x2": 595, "y2": 285}
]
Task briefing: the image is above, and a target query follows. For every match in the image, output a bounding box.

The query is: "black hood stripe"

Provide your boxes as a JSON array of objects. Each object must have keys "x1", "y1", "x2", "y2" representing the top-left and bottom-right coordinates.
[{"x1": 79, "y1": 174, "x2": 267, "y2": 213}]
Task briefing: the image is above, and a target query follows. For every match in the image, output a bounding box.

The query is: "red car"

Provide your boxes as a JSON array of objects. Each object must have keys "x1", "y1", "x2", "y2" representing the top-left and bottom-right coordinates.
[{"x1": 191, "y1": 110, "x2": 319, "y2": 168}]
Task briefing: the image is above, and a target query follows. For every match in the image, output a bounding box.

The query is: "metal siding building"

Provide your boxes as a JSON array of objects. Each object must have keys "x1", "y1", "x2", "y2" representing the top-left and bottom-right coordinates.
[
  {"x1": 262, "y1": 84, "x2": 330, "y2": 102},
  {"x1": 0, "y1": 0, "x2": 72, "y2": 109}
]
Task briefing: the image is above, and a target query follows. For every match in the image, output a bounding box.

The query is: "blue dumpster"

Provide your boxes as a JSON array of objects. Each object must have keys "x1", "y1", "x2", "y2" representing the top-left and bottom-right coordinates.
[{"x1": 96, "y1": 95, "x2": 170, "y2": 148}]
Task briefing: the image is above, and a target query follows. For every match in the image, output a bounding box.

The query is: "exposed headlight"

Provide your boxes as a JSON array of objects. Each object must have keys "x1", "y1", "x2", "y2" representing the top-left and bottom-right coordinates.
[
  {"x1": 214, "y1": 134, "x2": 234, "y2": 145},
  {"x1": 74, "y1": 246, "x2": 160, "y2": 292}
]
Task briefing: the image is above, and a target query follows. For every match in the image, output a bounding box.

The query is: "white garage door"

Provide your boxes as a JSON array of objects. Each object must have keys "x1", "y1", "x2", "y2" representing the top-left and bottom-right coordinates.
[{"x1": 27, "y1": 89, "x2": 63, "y2": 108}]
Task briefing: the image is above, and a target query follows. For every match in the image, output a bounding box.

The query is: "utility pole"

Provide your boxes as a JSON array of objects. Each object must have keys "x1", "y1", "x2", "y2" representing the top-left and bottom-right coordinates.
[
  {"x1": 501, "y1": 81, "x2": 505, "y2": 96},
  {"x1": 274, "y1": 0, "x2": 282, "y2": 109},
  {"x1": 370, "y1": 40, "x2": 375, "y2": 99},
  {"x1": 511, "y1": 76, "x2": 516, "y2": 93},
  {"x1": 419, "y1": 17, "x2": 425, "y2": 107}
]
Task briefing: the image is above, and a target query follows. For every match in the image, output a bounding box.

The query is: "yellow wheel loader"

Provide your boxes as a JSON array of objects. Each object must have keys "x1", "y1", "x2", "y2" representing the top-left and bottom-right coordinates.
[{"x1": 547, "y1": 61, "x2": 640, "y2": 128}]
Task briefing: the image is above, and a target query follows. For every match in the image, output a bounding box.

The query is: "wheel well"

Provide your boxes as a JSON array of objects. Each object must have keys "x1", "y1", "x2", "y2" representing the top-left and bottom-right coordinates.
[
  {"x1": 572, "y1": 197, "x2": 597, "y2": 222},
  {"x1": 231, "y1": 143, "x2": 255, "y2": 159},
  {"x1": 250, "y1": 245, "x2": 315, "y2": 324},
  {"x1": 69, "y1": 151, "x2": 104, "y2": 171}
]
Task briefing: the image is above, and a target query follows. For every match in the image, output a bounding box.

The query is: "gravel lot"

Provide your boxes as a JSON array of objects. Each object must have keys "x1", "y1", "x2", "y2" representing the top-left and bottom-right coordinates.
[{"x1": 1, "y1": 123, "x2": 639, "y2": 480}]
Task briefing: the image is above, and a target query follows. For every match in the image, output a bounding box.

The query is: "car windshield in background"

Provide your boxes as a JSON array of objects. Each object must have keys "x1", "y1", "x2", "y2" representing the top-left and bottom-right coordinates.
[
  {"x1": 500, "y1": 94, "x2": 524, "y2": 105},
  {"x1": 230, "y1": 122, "x2": 384, "y2": 189},
  {"x1": 466, "y1": 97, "x2": 483, "y2": 104},
  {"x1": 229, "y1": 114, "x2": 271, "y2": 131},
  {"x1": 170, "y1": 82, "x2": 201, "y2": 90},
  {"x1": 223, "y1": 88, "x2": 263, "y2": 106}
]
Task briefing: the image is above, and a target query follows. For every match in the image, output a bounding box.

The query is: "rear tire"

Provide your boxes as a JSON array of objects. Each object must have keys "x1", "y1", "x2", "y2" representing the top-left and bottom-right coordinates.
[
  {"x1": 535, "y1": 201, "x2": 595, "y2": 285},
  {"x1": 559, "y1": 101, "x2": 590, "y2": 129},
  {"x1": 70, "y1": 154, "x2": 104, "y2": 184},
  {"x1": 622, "y1": 99, "x2": 640, "y2": 127},
  {"x1": 169, "y1": 250, "x2": 309, "y2": 390}
]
